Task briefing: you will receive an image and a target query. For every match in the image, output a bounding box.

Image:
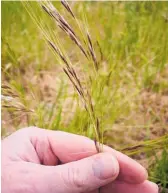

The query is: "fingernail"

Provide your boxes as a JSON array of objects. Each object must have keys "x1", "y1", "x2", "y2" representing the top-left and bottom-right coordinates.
[{"x1": 92, "y1": 153, "x2": 119, "y2": 180}]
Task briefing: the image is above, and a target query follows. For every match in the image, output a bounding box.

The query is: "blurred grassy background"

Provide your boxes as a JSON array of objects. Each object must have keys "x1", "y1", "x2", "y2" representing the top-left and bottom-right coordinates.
[{"x1": 1, "y1": 1, "x2": 168, "y2": 190}]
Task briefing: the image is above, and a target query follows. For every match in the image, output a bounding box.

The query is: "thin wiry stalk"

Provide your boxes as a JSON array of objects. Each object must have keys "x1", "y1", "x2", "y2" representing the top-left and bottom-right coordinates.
[
  {"x1": 96, "y1": 41, "x2": 104, "y2": 62},
  {"x1": 48, "y1": 41, "x2": 70, "y2": 68},
  {"x1": 62, "y1": 64, "x2": 101, "y2": 146},
  {"x1": 122, "y1": 134, "x2": 168, "y2": 156},
  {"x1": 48, "y1": 35, "x2": 100, "y2": 145}
]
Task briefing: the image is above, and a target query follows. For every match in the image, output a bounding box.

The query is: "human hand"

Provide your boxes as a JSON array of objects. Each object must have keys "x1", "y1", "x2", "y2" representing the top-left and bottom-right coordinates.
[{"x1": 2, "y1": 127, "x2": 158, "y2": 193}]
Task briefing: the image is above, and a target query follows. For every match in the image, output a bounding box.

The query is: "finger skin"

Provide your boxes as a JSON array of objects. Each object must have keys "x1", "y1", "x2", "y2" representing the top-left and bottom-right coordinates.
[
  {"x1": 104, "y1": 146, "x2": 148, "y2": 183},
  {"x1": 88, "y1": 181, "x2": 159, "y2": 193},
  {"x1": 101, "y1": 180, "x2": 159, "y2": 193},
  {"x1": 41, "y1": 153, "x2": 119, "y2": 193},
  {"x1": 2, "y1": 153, "x2": 119, "y2": 193},
  {"x1": 38, "y1": 128, "x2": 147, "y2": 183},
  {"x1": 3, "y1": 127, "x2": 148, "y2": 184}
]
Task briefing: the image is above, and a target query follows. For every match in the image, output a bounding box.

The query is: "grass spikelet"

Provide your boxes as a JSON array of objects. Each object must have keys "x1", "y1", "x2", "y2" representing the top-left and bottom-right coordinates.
[
  {"x1": 61, "y1": 0, "x2": 75, "y2": 18},
  {"x1": 86, "y1": 30, "x2": 99, "y2": 70},
  {"x1": 41, "y1": 2, "x2": 88, "y2": 59},
  {"x1": 1, "y1": 84, "x2": 34, "y2": 114}
]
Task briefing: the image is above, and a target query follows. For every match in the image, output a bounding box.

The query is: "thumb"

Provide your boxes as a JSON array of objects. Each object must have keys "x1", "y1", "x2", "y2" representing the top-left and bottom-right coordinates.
[{"x1": 39, "y1": 152, "x2": 119, "y2": 193}]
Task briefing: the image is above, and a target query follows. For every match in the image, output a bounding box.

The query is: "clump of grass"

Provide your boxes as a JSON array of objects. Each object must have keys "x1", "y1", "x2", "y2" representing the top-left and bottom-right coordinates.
[
  {"x1": 122, "y1": 134, "x2": 168, "y2": 156},
  {"x1": 149, "y1": 149, "x2": 168, "y2": 193},
  {"x1": 121, "y1": 135, "x2": 168, "y2": 193}
]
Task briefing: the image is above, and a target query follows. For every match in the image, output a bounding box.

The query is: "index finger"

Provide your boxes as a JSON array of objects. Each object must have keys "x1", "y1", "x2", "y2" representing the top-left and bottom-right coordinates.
[{"x1": 103, "y1": 145, "x2": 148, "y2": 183}]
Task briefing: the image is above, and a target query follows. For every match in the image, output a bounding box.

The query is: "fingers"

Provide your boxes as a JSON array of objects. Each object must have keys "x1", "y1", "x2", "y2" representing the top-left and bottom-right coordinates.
[
  {"x1": 35, "y1": 153, "x2": 119, "y2": 193},
  {"x1": 47, "y1": 129, "x2": 147, "y2": 183},
  {"x1": 87, "y1": 181, "x2": 159, "y2": 193},
  {"x1": 103, "y1": 146, "x2": 148, "y2": 183},
  {"x1": 27, "y1": 127, "x2": 148, "y2": 184},
  {"x1": 101, "y1": 180, "x2": 159, "y2": 193}
]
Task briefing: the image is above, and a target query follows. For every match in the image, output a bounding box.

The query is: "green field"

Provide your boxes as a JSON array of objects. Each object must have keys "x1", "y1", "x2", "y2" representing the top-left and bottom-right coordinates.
[{"x1": 1, "y1": 1, "x2": 168, "y2": 191}]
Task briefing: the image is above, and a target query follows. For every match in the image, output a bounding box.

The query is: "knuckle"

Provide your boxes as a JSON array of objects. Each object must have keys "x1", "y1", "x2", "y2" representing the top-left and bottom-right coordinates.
[
  {"x1": 19, "y1": 126, "x2": 41, "y2": 134},
  {"x1": 19, "y1": 126, "x2": 37, "y2": 133},
  {"x1": 63, "y1": 163, "x2": 88, "y2": 192},
  {"x1": 12, "y1": 127, "x2": 42, "y2": 139}
]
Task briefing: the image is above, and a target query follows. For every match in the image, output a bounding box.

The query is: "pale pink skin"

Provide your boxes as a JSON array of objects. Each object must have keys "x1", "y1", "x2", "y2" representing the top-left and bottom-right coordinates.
[{"x1": 2, "y1": 127, "x2": 158, "y2": 193}]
